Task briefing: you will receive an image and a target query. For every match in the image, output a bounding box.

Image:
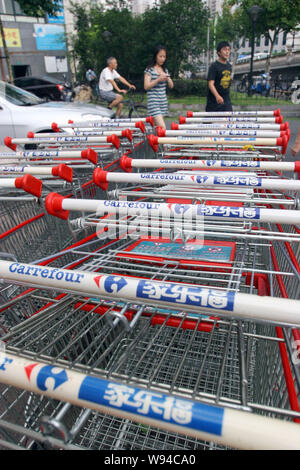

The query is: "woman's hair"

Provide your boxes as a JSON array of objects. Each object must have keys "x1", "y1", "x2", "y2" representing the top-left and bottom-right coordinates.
[{"x1": 148, "y1": 45, "x2": 167, "y2": 71}]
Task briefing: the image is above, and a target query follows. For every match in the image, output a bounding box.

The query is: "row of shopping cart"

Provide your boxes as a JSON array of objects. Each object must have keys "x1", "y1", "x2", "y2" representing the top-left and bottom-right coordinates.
[{"x1": 0, "y1": 108, "x2": 299, "y2": 450}]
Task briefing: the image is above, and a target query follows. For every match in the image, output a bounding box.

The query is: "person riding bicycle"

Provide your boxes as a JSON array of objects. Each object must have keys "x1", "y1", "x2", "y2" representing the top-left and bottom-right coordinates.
[{"x1": 98, "y1": 57, "x2": 136, "y2": 118}]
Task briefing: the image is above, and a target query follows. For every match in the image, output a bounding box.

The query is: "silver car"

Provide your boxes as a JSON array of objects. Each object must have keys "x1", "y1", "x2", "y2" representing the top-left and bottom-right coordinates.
[{"x1": 0, "y1": 80, "x2": 114, "y2": 145}]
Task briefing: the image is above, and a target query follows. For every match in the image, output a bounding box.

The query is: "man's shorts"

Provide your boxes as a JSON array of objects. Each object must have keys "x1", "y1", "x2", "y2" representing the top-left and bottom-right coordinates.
[{"x1": 99, "y1": 89, "x2": 118, "y2": 103}]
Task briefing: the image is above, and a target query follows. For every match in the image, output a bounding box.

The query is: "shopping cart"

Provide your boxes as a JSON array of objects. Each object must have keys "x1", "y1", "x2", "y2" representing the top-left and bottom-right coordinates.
[{"x1": 0, "y1": 110, "x2": 300, "y2": 451}]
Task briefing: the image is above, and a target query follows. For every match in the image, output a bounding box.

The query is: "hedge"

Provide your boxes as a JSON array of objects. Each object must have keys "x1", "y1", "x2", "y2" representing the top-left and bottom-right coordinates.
[
  {"x1": 131, "y1": 77, "x2": 208, "y2": 97},
  {"x1": 169, "y1": 79, "x2": 207, "y2": 97}
]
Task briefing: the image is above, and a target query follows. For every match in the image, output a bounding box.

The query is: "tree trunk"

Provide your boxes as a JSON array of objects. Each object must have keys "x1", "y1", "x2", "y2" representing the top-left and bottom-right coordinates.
[
  {"x1": 0, "y1": 16, "x2": 14, "y2": 83},
  {"x1": 265, "y1": 31, "x2": 277, "y2": 76}
]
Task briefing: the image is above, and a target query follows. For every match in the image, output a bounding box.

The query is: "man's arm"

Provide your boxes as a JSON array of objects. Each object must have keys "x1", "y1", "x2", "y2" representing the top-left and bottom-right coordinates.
[
  {"x1": 118, "y1": 76, "x2": 136, "y2": 90},
  {"x1": 108, "y1": 79, "x2": 127, "y2": 94},
  {"x1": 208, "y1": 80, "x2": 224, "y2": 105}
]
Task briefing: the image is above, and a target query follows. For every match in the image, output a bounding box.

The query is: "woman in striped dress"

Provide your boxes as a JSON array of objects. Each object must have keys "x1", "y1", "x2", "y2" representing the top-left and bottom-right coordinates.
[{"x1": 144, "y1": 45, "x2": 174, "y2": 130}]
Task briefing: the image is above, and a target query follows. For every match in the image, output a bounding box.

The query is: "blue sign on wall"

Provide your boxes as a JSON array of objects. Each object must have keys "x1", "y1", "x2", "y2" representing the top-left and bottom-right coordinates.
[{"x1": 34, "y1": 24, "x2": 66, "y2": 51}]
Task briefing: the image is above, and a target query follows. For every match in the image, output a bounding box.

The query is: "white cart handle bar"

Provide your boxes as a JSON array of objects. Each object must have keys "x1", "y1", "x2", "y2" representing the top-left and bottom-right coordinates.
[
  {"x1": 156, "y1": 127, "x2": 290, "y2": 139},
  {"x1": 0, "y1": 148, "x2": 98, "y2": 165},
  {"x1": 186, "y1": 109, "x2": 281, "y2": 118},
  {"x1": 0, "y1": 164, "x2": 73, "y2": 183},
  {"x1": 120, "y1": 156, "x2": 300, "y2": 173},
  {"x1": 1, "y1": 260, "x2": 300, "y2": 325},
  {"x1": 171, "y1": 122, "x2": 289, "y2": 131},
  {"x1": 45, "y1": 192, "x2": 300, "y2": 226},
  {"x1": 147, "y1": 135, "x2": 288, "y2": 154},
  {"x1": 93, "y1": 169, "x2": 300, "y2": 192},
  {"x1": 0, "y1": 175, "x2": 42, "y2": 197},
  {"x1": 5, "y1": 135, "x2": 121, "y2": 150},
  {"x1": 179, "y1": 116, "x2": 283, "y2": 124},
  {"x1": 0, "y1": 351, "x2": 299, "y2": 450}
]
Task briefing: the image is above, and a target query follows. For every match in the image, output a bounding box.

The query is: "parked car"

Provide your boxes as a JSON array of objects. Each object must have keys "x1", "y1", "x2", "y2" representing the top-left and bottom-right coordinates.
[
  {"x1": 13, "y1": 75, "x2": 68, "y2": 101},
  {"x1": 0, "y1": 80, "x2": 114, "y2": 145}
]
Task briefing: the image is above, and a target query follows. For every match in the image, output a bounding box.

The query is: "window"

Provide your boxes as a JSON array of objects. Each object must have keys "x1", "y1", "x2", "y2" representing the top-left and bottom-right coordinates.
[
  {"x1": 256, "y1": 36, "x2": 261, "y2": 47},
  {"x1": 264, "y1": 37, "x2": 269, "y2": 46},
  {"x1": 0, "y1": 0, "x2": 14, "y2": 14},
  {"x1": 282, "y1": 31, "x2": 287, "y2": 46}
]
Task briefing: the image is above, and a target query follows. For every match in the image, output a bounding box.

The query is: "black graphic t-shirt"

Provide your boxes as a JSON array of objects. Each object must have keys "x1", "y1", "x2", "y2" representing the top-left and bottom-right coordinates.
[{"x1": 206, "y1": 60, "x2": 232, "y2": 112}]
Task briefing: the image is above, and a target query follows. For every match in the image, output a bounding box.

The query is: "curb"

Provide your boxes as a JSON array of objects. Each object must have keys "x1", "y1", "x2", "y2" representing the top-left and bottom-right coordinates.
[{"x1": 169, "y1": 103, "x2": 300, "y2": 117}]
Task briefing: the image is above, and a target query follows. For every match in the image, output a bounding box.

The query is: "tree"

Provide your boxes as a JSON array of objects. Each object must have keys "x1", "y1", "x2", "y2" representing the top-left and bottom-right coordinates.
[
  {"x1": 16, "y1": 0, "x2": 61, "y2": 17},
  {"x1": 230, "y1": 0, "x2": 300, "y2": 74},
  {"x1": 69, "y1": 3, "x2": 142, "y2": 82},
  {"x1": 142, "y1": 0, "x2": 209, "y2": 77},
  {"x1": 0, "y1": 0, "x2": 61, "y2": 83},
  {"x1": 69, "y1": 0, "x2": 209, "y2": 85},
  {"x1": 214, "y1": 1, "x2": 245, "y2": 77}
]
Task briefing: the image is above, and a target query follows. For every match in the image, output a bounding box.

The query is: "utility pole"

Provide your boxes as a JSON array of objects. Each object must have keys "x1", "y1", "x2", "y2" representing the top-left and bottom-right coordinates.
[{"x1": 0, "y1": 16, "x2": 14, "y2": 83}]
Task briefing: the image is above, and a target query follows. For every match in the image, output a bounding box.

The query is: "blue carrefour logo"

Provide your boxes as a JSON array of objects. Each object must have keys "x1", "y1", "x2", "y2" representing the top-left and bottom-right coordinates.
[
  {"x1": 173, "y1": 204, "x2": 190, "y2": 215},
  {"x1": 103, "y1": 276, "x2": 127, "y2": 293},
  {"x1": 36, "y1": 365, "x2": 68, "y2": 391},
  {"x1": 196, "y1": 176, "x2": 209, "y2": 184}
]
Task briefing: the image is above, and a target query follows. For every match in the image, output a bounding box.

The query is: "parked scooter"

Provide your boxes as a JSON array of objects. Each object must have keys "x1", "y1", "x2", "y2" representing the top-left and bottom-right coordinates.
[
  {"x1": 236, "y1": 72, "x2": 271, "y2": 96},
  {"x1": 251, "y1": 73, "x2": 271, "y2": 96},
  {"x1": 291, "y1": 78, "x2": 300, "y2": 104},
  {"x1": 61, "y1": 74, "x2": 75, "y2": 102}
]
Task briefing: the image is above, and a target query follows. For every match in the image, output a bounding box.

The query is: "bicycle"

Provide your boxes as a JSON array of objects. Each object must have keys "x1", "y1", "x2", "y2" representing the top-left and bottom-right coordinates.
[
  {"x1": 94, "y1": 89, "x2": 148, "y2": 119},
  {"x1": 119, "y1": 89, "x2": 148, "y2": 118}
]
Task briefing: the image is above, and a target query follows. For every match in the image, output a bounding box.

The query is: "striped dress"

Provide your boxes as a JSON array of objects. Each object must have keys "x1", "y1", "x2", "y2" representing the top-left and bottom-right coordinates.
[{"x1": 144, "y1": 67, "x2": 169, "y2": 117}]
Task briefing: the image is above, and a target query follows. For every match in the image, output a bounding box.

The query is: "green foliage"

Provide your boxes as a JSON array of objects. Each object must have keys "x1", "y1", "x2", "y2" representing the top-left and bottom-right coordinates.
[
  {"x1": 169, "y1": 79, "x2": 207, "y2": 97},
  {"x1": 229, "y1": 0, "x2": 300, "y2": 41},
  {"x1": 215, "y1": 1, "x2": 244, "y2": 48},
  {"x1": 17, "y1": 0, "x2": 62, "y2": 17},
  {"x1": 69, "y1": 0, "x2": 209, "y2": 83}
]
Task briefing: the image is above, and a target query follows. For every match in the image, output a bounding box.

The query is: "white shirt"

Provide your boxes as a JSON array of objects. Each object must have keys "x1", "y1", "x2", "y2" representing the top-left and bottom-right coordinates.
[{"x1": 99, "y1": 67, "x2": 120, "y2": 91}]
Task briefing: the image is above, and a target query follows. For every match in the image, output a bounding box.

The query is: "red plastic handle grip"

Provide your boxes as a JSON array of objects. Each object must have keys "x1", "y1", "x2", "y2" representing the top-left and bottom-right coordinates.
[
  {"x1": 51, "y1": 122, "x2": 60, "y2": 132},
  {"x1": 119, "y1": 154, "x2": 133, "y2": 172},
  {"x1": 15, "y1": 174, "x2": 42, "y2": 197},
  {"x1": 52, "y1": 164, "x2": 73, "y2": 183},
  {"x1": 156, "y1": 126, "x2": 166, "y2": 137},
  {"x1": 4, "y1": 136, "x2": 17, "y2": 151},
  {"x1": 93, "y1": 168, "x2": 109, "y2": 191},
  {"x1": 107, "y1": 134, "x2": 120, "y2": 149},
  {"x1": 146, "y1": 116, "x2": 154, "y2": 127},
  {"x1": 135, "y1": 121, "x2": 146, "y2": 133},
  {"x1": 81, "y1": 148, "x2": 98, "y2": 165},
  {"x1": 121, "y1": 129, "x2": 133, "y2": 142},
  {"x1": 45, "y1": 192, "x2": 69, "y2": 220},
  {"x1": 147, "y1": 134, "x2": 159, "y2": 152}
]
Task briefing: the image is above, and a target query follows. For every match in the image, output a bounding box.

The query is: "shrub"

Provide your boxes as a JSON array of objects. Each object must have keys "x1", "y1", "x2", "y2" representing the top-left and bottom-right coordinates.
[{"x1": 169, "y1": 79, "x2": 207, "y2": 97}]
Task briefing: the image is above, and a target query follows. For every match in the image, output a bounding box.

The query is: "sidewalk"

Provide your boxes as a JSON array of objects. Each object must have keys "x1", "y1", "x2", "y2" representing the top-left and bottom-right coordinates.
[{"x1": 168, "y1": 103, "x2": 300, "y2": 117}]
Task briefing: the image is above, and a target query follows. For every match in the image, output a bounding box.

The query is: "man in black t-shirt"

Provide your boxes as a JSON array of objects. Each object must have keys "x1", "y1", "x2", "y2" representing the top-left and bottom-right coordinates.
[{"x1": 206, "y1": 41, "x2": 232, "y2": 112}]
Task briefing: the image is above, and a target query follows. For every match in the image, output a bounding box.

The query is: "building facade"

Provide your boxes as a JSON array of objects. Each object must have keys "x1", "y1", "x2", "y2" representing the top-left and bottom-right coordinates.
[
  {"x1": 0, "y1": 0, "x2": 72, "y2": 81},
  {"x1": 132, "y1": 0, "x2": 157, "y2": 15}
]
